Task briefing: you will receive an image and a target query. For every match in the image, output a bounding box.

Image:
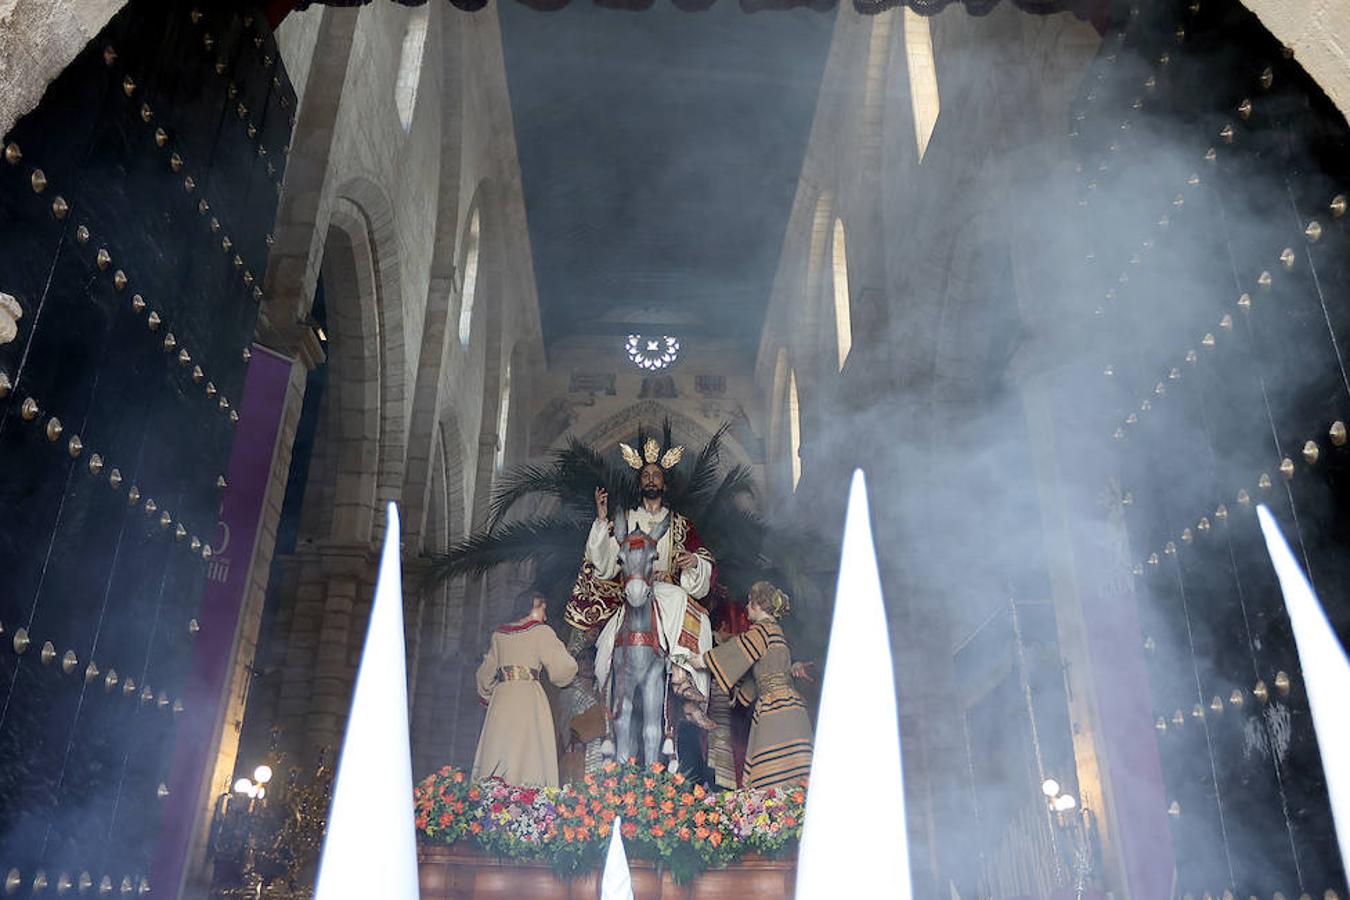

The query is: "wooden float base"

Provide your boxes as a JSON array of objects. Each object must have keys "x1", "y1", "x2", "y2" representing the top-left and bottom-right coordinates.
[{"x1": 418, "y1": 845, "x2": 796, "y2": 900}]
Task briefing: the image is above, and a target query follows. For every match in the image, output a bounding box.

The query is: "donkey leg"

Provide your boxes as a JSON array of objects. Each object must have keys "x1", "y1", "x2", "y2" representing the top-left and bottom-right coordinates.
[
  {"x1": 614, "y1": 657, "x2": 636, "y2": 763},
  {"x1": 641, "y1": 657, "x2": 666, "y2": 764}
]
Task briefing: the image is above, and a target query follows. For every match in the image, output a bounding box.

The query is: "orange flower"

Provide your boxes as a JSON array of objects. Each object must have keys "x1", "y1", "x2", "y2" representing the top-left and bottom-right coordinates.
[
  {"x1": 693, "y1": 811, "x2": 706, "y2": 826},
  {"x1": 453, "y1": 801, "x2": 464, "y2": 813},
  {"x1": 694, "y1": 826, "x2": 710, "y2": 841},
  {"x1": 708, "y1": 811, "x2": 721, "y2": 824},
  {"x1": 678, "y1": 826, "x2": 691, "y2": 840},
  {"x1": 672, "y1": 773, "x2": 685, "y2": 786},
  {"x1": 792, "y1": 789, "x2": 805, "y2": 804},
  {"x1": 651, "y1": 762, "x2": 666, "y2": 774},
  {"x1": 599, "y1": 821, "x2": 612, "y2": 838},
  {"x1": 591, "y1": 799, "x2": 603, "y2": 813},
  {"x1": 577, "y1": 826, "x2": 590, "y2": 841},
  {"x1": 470, "y1": 822, "x2": 482, "y2": 834},
  {"x1": 663, "y1": 816, "x2": 677, "y2": 829},
  {"x1": 621, "y1": 821, "x2": 638, "y2": 839},
  {"x1": 583, "y1": 815, "x2": 595, "y2": 827},
  {"x1": 651, "y1": 825, "x2": 665, "y2": 837},
  {"x1": 660, "y1": 799, "x2": 674, "y2": 813},
  {"x1": 563, "y1": 825, "x2": 576, "y2": 842},
  {"x1": 622, "y1": 790, "x2": 637, "y2": 805},
  {"x1": 468, "y1": 788, "x2": 481, "y2": 801},
  {"x1": 452, "y1": 772, "x2": 464, "y2": 783},
  {"x1": 784, "y1": 815, "x2": 797, "y2": 827},
  {"x1": 584, "y1": 774, "x2": 596, "y2": 786},
  {"x1": 643, "y1": 795, "x2": 656, "y2": 808},
  {"x1": 603, "y1": 761, "x2": 618, "y2": 774},
  {"x1": 710, "y1": 831, "x2": 723, "y2": 847},
  {"x1": 438, "y1": 812, "x2": 452, "y2": 827},
  {"x1": 693, "y1": 784, "x2": 706, "y2": 799},
  {"x1": 679, "y1": 793, "x2": 695, "y2": 807},
  {"x1": 644, "y1": 777, "x2": 656, "y2": 790}
]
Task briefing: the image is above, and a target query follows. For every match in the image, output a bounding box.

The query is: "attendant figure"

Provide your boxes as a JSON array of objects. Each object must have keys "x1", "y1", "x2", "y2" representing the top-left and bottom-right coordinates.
[
  {"x1": 558, "y1": 651, "x2": 608, "y2": 785},
  {"x1": 472, "y1": 590, "x2": 579, "y2": 786},
  {"x1": 691, "y1": 581, "x2": 813, "y2": 790}
]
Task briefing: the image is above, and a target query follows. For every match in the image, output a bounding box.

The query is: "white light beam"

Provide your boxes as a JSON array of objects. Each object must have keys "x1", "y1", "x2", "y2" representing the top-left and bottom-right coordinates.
[
  {"x1": 315, "y1": 504, "x2": 419, "y2": 900},
  {"x1": 796, "y1": 470, "x2": 912, "y2": 898},
  {"x1": 600, "y1": 816, "x2": 634, "y2": 900},
  {"x1": 1257, "y1": 504, "x2": 1350, "y2": 867}
]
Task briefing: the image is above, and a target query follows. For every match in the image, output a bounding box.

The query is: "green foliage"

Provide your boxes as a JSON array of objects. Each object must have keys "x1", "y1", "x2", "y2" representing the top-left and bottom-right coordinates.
[{"x1": 422, "y1": 420, "x2": 832, "y2": 610}]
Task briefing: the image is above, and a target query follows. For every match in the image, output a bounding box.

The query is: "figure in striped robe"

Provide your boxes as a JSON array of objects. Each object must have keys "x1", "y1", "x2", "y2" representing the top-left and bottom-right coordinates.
[{"x1": 693, "y1": 582, "x2": 813, "y2": 790}]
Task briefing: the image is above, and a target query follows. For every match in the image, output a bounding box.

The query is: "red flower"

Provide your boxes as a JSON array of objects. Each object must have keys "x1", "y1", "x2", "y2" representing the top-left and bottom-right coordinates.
[
  {"x1": 621, "y1": 822, "x2": 637, "y2": 839},
  {"x1": 470, "y1": 822, "x2": 482, "y2": 834}
]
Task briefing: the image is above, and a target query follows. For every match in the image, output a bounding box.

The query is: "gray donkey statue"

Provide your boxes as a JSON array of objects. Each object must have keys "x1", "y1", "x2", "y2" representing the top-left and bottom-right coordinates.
[{"x1": 608, "y1": 508, "x2": 671, "y2": 765}]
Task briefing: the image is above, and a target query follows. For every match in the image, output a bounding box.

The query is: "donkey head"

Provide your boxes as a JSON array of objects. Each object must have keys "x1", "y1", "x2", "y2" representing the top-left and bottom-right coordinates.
[{"x1": 617, "y1": 514, "x2": 671, "y2": 609}]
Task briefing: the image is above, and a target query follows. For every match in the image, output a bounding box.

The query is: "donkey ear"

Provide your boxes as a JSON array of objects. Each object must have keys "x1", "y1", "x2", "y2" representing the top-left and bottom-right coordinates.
[{"x1": 648, "y1": 513, "x2": 671, "y2": 543}]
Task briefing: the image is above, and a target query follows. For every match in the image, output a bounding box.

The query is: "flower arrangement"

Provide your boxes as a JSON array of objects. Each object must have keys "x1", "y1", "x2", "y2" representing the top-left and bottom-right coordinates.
[{"x1": 413, "y1": 761, "x2": 806, "y2": 883}]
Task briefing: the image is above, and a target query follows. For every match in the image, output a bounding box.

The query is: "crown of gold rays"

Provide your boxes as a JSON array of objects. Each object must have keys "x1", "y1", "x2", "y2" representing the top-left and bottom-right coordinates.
[{"x1": 619, "y1": 437, "x2": 684, "y2": 471}]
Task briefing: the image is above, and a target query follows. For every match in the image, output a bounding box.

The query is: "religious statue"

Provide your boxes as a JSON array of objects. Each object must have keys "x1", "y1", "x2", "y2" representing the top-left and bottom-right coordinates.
[
  {"x1": 473, "y1": 590, "x2": 579, "y2": 787},
  {"x1": 565, "y1": 437, "x2": 718, "y2": 765},
  {"x1": 692, "y1": 581, "x2": 813, "y2": 789}
]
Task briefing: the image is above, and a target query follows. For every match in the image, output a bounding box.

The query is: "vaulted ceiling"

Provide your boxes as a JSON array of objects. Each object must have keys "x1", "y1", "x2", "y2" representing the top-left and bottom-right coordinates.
[{"x1": 498, "y1": 1, "x2": 834, "y2": 353}]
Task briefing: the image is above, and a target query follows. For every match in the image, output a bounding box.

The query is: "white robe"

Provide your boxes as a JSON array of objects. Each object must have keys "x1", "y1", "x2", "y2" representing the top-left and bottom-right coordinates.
[{"x1": 586, "y1": 507, "x2": 713, "y2": 705}]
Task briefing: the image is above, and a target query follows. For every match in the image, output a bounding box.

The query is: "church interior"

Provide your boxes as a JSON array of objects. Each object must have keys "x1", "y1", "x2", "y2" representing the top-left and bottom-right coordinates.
[{"x1": 1, "y1": 0, "x2": 1349, "y2": 896}]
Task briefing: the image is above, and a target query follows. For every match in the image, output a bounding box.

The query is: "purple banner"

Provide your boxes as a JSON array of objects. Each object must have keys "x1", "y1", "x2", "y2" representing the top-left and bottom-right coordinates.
[{"x1": 152, "y1": 344, "x2": 294, "y2": 898}]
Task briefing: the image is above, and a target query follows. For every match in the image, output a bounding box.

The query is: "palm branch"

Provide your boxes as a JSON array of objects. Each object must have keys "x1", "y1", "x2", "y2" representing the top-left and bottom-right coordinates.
[{"x1": 423, "y1": 419, "x2": 829, "y2": 621}]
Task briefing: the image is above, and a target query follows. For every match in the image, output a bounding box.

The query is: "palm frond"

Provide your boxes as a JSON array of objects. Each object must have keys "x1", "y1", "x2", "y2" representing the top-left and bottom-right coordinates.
[
  {"x1": 423, "y1": 515, "x2": 589, "y2": 584},
  {"x1": 487, "y1": 461, "x2": 565, "y2": 527},
  {"x1": 693, "y1": 464, "x2": 755, "y2": 523},
  {"x1": 671, "y1": 421, "x2": 730, "y2": 511}
]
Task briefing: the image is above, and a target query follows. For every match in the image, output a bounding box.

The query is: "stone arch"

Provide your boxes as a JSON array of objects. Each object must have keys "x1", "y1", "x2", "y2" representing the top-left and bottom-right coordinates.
[
  {"x1": 409, "y1": 418, "x2": 469, "y2": 776},
  {"x1": 398, "y1": 36, "x2": 467, "y2": 551},
  {"x1": 327, "y1": 176, "x2": 408, "y2": 542},
  {"x1": 462, "y1": 179, "x2": 507, "y2": 532},
  {"x1": 298, "y1": 197, "x2": 382, "y2": 544},
  {"x1": 576, "y1": 400, "x2": 754, "y2": 472},
  {"x1": 799, "y1": 191, "x2": 835, "y2": 371},
  {"x1": 394, "y1": 3, "x2": 431, "y2": 131}
]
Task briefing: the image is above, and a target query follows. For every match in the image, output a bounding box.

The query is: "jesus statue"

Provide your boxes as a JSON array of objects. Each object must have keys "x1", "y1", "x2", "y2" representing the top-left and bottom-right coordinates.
[{"x1": 564, "y1": 437, "x2": 718, "y2": 738}]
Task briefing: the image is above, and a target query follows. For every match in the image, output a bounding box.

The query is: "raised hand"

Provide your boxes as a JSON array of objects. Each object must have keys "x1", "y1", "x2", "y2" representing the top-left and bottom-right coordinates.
[
  {"x1": 674, "y1": 550, "x2": 698, "y2": 571},
  {"x1": 790, "y1": 660, "x2": 815, "y2": 682},
  {"x1": 595, "y1": 486, "x2": 609, "y2": 521}
]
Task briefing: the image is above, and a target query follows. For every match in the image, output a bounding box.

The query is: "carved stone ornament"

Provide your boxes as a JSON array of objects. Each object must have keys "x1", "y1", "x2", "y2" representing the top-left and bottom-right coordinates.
[{"x1": 0, "y1": 292, "x2": 22, "y2": 345}]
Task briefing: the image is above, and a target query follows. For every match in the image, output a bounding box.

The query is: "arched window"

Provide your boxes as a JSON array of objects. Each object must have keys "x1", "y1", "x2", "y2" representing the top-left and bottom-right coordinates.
[
  {"x1": 788, "y1": 369, "x2": 802, "y2": 491},
  {"x1": 832, "y1": 218, "x2": 852, "y2": 371},
  {"x1": 903, "y1": 8, "x2": 940, "y2": 161},
  {"x1": 494, "y1": 359, "x2": 512, "y2": 472},
  {"x1": 458, "y1": 210, "x2": 481, "y2": 348},
  {"x1": 395, "y1": 6, "x2": 430, "y2": 131}
]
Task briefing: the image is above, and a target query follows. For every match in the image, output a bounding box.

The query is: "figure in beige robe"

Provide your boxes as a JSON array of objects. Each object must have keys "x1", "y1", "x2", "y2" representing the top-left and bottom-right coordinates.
[{"x1": 472, "y1": 594, "x2": 578, "y2": 786}]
